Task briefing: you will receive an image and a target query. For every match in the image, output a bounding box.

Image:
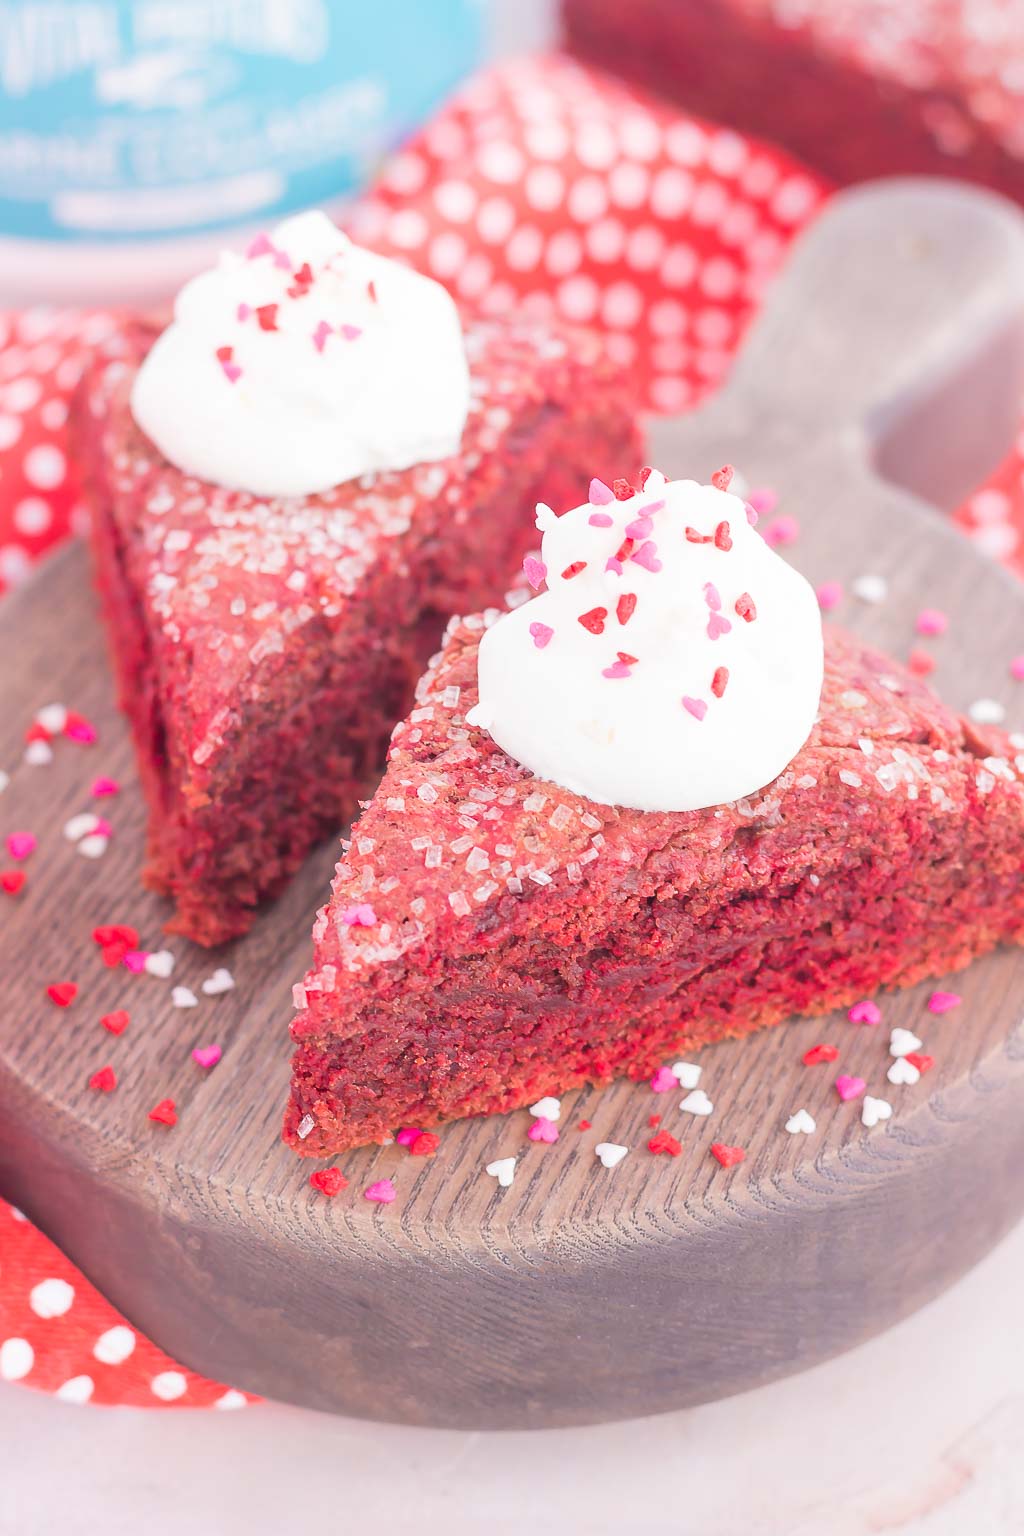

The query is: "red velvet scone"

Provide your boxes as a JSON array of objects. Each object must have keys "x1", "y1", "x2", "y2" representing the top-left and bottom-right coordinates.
[
  {"x1": 78, "y1": 318, "x2": 640, "y2": 944},
  {"x1": 286, "y1": 617, "x2": 1024, "y2": 1155}
]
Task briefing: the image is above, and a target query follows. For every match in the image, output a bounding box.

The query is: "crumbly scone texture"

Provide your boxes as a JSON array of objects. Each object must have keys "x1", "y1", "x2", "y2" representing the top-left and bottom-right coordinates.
[
  {"x1": 77, "y1": 317, "x2": 641, "y2": 944},
  {"x1": 286, "y1": 617, "x2": 1024, "y2": 1155}
]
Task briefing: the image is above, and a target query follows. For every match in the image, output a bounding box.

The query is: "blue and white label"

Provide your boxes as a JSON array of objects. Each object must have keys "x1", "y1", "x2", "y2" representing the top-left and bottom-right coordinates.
[{"x1": 0, "y1": 1, "x2": 482, "y2": 241}]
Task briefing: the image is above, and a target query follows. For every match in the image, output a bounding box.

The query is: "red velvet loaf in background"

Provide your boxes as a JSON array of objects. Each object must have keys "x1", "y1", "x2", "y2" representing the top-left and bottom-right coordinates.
[
  {"x1": 286, "y1": 616, "x2": 1024, "y2": 1156},
  {"x1": 563, "y1": 0, "x2": 1024, "y2": 202},
  {"x1": 77, "y1": 318, "x2": 641, "y2": 945}
]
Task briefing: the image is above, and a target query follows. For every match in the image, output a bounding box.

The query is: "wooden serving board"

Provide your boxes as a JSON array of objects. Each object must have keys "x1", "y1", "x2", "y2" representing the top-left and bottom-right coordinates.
[{"x1": 3, "y1": 181, "x2": 1024, "y2": 1431}]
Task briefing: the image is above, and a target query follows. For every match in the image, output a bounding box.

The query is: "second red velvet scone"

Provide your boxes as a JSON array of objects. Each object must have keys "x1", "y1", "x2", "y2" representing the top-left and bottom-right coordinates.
[{"x1": 78, "y1": 216, "x2": 641, "y2": 945}]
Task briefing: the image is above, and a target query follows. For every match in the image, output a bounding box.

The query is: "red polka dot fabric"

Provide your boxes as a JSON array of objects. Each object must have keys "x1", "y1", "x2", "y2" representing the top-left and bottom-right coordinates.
[{"x1": 0, "y1": 51, "x2": 1023, "y2": 1407}]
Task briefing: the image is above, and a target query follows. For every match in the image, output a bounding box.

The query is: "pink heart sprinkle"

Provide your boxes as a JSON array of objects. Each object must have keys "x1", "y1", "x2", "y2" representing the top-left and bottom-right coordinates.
[
  {"x1": 364, "y1": 1178, "x2": 396, "y2": 1204},
  {"x1": 123, "y1": 950, "x2": 149, "y2": 973},
  {"x1": 625, "y1": 516, "x2": 652, "y2": 539},
  {"x1": 588, "y1": 512, "x2": 613, "y2": 527},
  {"x1": 588, "y1": 478, "x2": 614, "y2": 506},
  {"x1": 90, "y1": 777, "x2": 120, "y2": 797},
  {"x1": 236, "y1": 302, "x2": 251, "y2": 322},
  {"x1": 272, "y1": 247, "x2": 292, "y2": 269},
  {"x1": 703, "y1": 582, "x2": 722, "y2": 611},
  {"x1": 528, "y1": 1116, "x2": 559, "y2": 1143},
  {"x1": 220, "y1": 359, "x2": 242, "y2": 384},
  {"x1": 835, "y1": 1074, "x2": 866, "y2": 1102},
  {"x1": 340, "y1": 324, "x2": 363, "y2": 341},
  {"x1": 916, "y1": 608, "x2": 947, "y2": 637},
  {"x1": 192, "y1": 1044, "x2": 222, "y2": 1070},
  {"x1": 395, "y1": 1126, "x2": 422, "y2": 1147},
  {"x1": 682, "y1": 696, "x2": 707, "y2": 721},
  {"x1": 530, "y1": 622, "x2": 554, "y2": 649},
  {"x1": 650, "y1": 1066, "x2": 677, "y2": 1093},
  {"x1": 94, "y1": 818, "x2": 113, "y2": 839},
  {"x1": 602, "y1": 660, "x2": 632, "y2": 679},
  {"x1": 816, "y1": 580, "x2": 843, "y2": 611},
  {"x1": 341, "y1": 903, "x2": 376, "y2": 927},
  {"x1": 631, "y1": 541, "x2": 662, "y2": 573},
  {"x1": 523, "y1": 556, "x2": 547, "y2": 589},
  {"x1": 6, "y1": 832, "x2": 35, "y2": 861},
  {"x1": 1011, "y1": 655, "x2": 1024, "y2": 681},
  {"x1": 848, "y1": 999, "x2": 881, "y2": 1025},
  {"x1": 763, "y1": 514, "x2": 799, "y2": 547},
  {"x1": 245, "y1": 233, "x2": 274, "y2": 259},
  {"x1": 928, "y1": 990, "x2": 961, "y2": 1014},
  {"x1": 706, "y1": 612, "x2": 732, "y2": 640},
  {"x1": 639, "y1": 499, "x2": 666, "y2": 515},
  {"x1": 65, "y1": 717, "x2": 97, "y2": 743},
  {"x1": 311, "y1": 320, "x2": 332, "y2": 353},
  {"x1": 605, "y1": 557, "x2": 624, "y2": 575},
  {"x1": 747, "y1": 487, "x2": 778, "y2": 515},
  {"x1": 744, "y1": 501, "x2": 759, "y2": 526}
]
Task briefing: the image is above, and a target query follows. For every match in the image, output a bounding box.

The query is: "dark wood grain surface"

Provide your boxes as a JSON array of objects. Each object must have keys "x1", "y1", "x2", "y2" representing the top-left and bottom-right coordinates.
[{"x1": 3, "y1": 181, "x2": 1024, "y2": 1429}]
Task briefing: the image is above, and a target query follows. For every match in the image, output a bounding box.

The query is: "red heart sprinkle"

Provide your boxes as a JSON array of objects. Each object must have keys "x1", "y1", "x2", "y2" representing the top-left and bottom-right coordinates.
[
  {"x1": 310, "y1": 1167, "x2": 348, "y2": 1197},
  {"x1": 578, "y1": 607, "x2": 607, "y2": 635},
  {"x1": 616, "y1": 593, "x2": 637, "y2": 625},
  {"x1": 711, "y1": 666, "x2": 729, "y2": 698},
  {"x1": 906, "y1": 1052, "x2": 935, "y2": 1073},
  {"x1": 93, "y1": 923, "x2": 139, "y2": 948},
  {"x1": 215, "y1": 345, "x2": 233, "y2": 362},
  {"x1": 648, "y1": 1129, "x2": 682, "y2": 1156},
  {"x1": 24, "y1": 721, "x2": 50, "y2": 743},
  {"x1": 612, "y1": 478, "x2": 636, "y2": 500},
  {"x1": 803, "y1": 1043, "x2": 840, "y2": 1065},
  {"x1": 47, "y1": 981, "x2": 77, "y2": 1007},
  {"x1": 148, "y1": 1098, "x2": 177, "y2": 1126},
  {"x1": 409, "y1": 1131, "x2": 440, "y2": 1157},
  {"x1": 89, "y1": 1065, "x2": 117, "y2": 1092},
  {"x1": 638, "y1": 467, "x2": 654, "y2": 488},
  {"x1": 255, "y1": 303, "x2": 279, "y2": 331},
  {"x1": 907, "y1": 649, "x2": 935, "y2": 677},
  {"x1": 577, "y1": 1119, "x2": 592, "y2": 1131},
  {"x1": 710, "y1": 1143, "x2": 746, "y2": 1168},
  {"x1": 714, "y1": 520, "x2": 733, "y2": 550},
  {"x1": 711, "y1": 464, "x2": 734, "y2": 491},
  {"x1": 101, "y1": 1010, "x2": 130, "y2": 1035},
  {"x1": 685, "y1": 526, "x2": 712, "y2": 543},
  {"x1": 1, "y1": 869, "x2": 26, "y2": 896},
  {"x1": 735, "y1": 593, "x2": 757, "y2": 623}
]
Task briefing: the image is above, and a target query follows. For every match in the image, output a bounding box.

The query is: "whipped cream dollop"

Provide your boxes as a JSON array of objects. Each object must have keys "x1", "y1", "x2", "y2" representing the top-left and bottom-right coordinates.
[
  {"x1": 468, "y1": 471, "x2": 824, "y2": 812},
  {"x1": 130, "y1": 210, "x2": 470, "y2": 498}
]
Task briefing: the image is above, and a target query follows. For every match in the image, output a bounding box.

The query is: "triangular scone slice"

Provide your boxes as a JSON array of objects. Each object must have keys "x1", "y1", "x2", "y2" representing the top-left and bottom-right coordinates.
[{"x1": 286, "y1": 613, "x2": 1024, "y2": 1155}]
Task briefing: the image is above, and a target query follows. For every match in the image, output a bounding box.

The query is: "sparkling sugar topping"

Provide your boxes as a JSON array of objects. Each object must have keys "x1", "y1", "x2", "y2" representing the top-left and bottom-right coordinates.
[
  {"x1": 468, "y1": 472, "x2": 823, "y2": 812},
  {"x1": 131, "y1": 210, "x2": 470, "y2": 498}
]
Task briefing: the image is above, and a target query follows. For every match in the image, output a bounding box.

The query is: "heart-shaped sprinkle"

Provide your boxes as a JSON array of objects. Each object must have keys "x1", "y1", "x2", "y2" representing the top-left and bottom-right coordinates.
[
  {"x1": 25, "y1": 740, "x2": 52, "y2": 766},
  {"x1": 409, "y1": 1131, "x2": 439, "y2": 1157},
  {"x1": 523, "y1": 555, "x2": 547, "y2": 589},
  {"x1": 309, "y1": 1168, "x2": 347, "y2": 1196},
  {"x1": 485, "y1": 1157, "x2": 516, "y2": 1188},
  {"x1": 588, "y1": 511, "x2": 613, "y2": 527},
  {"x1": 648, "y1": 1129, "x2": 682, "y2": 1155},
  {"x1": 78, "y1": 834, "x2": 109, "y2": 860},
  {"x1": 341, "y1": 323, "x2": 363, "y2": 341},
  {"x1": 706, "y1": 611, "x2": 732, "y2": 641},
  {"x1": 148, "y1": 1098, "x2": 177, "y2": 1127},
  {"x1": 713, "y1": 520, "x2": 732, "y2": 550},
  {"x1": 710, "y1": 1143, "x2": 746, "y2": 1168},
  {"x1": 364, "y1": 1179, "x2": 396, "y2": 1204},
  {"x1": 928, "y1": 990, "x2": 961, "y2": 1014},
  {"x1": 890, "y1": 1027, "x2": 923, "y2": 1058},
  {"x1": 672, "y1": 1062, "x2": 701, "y2": 1089},
  {"x1": 906, "y1": 1052, "x2": 935, "y2": 1074},
  {"x1": 734, "y1": 592, "x2": 757, "y2": 623},
  {"x1": 89, "y1": 1065, "x2": 116, "y2": 1093},
  {"x1": 816, "y1": 580, "x2": 843, "y2": 611},
  {"x1": 616, "y1": 592, "x2": 637, "y2": 626},
  {"x1": 123, "y1": 950, "x2": 149, "y2": 973},
  {"x1": 848, "y1": 1000, "x2": 881, "y2": 1025},
  {"x1": 202, "y1": 967, "x2": 235, "y2": 996},
  {"x1": 588, "y1": 478, "x2": 614, "y2": 506},
  {"x1": 191, "y1": 1043, "x2": 221, "y2": 1069},
  {"x1": 6, "y1": 832, "x2": 35, "y2": 861},
  {"x1": 785, "y1": 1108, "x2": 816, "y2": 1134},
  {"x1": 680, "y1": 1088, "x2": 713, "y2": 1117},
  {"x1": 529, "y1": 621, "x2": 554, "y2": 649},
  {"x1": 602, "y1": 659, "x2": 632, "y2": 679},
  {"x1": 145, "y1": 950, "x2": 175, "y2": 979},
  {"x1": 595, "y1": 1142, "x2": 628, "y2": 1169},
  {"x1": 835, "y1": 1075, "x2": 867, "y2": 1102},
  {"x1": 888, "y1": 1057, "x2": 921, "y2": 1086},
  {"x1": 101, "y1": 1010, "x2": 129, "y2": 1035},
  {"x1": 625, "y1": 515, "x2": 652, "y2": 539},
  {"x1": 852, "y1": 574, "x2": 887, "y2": 604},
  {"x1": 803, "y1": 1042, "x2": 839, "y2": 1066},
  {"x1": 578, "y1": 607, "x2": 607, "y2": 635},
  {"x1": 340, "y1": 903, "x2": 376, "y2": 927},
  {"x1": 631, "y1": 540, "x2": 662, "y2": 573},
  {"x1": 682, "y1": 696, "x2": 707, "y2": 721},
  {"x1": 763, "y1": 514, "x2": 799, "y2": 547},
  {"x1": 916, "y1": 608, "x2": 947, "y2": 636},
  {"x1": 64, "y1": 711, "x2": 97, "y2": 744},
  {"x1": 861, "y1": 1096, "x2": 893, "y2": 1128},
  {"x1": 395, "y1": 1126, "x2": 422, "y2": 1147},
  {"x1": 36, "y1": 703, "x2": 67, "y2": 734},
  {"x1": 2, "y1": 870, "x2": 26, "y2": 896},
  {"x1": 711, "y1": 465, "x2": 733, "y2": 491},
  {"x1": 90, "y1": 776, "x2": 121, "y2": 797},
  {"x1": 172, "y1": 986, "x2": 198, "y2": 1009},
  {"x1": 528, "y1": 1116, "x2": 559, "y2": 1143},
  {"x1": 47, "y1": 982, "x2": 77, "y2": 1007},
  {"x1": 529, "y1": 1096, "x2": 561, "y2": 1121},
  {"x1": 650, "y1": 1066, "x2": 677, "y2": 1093},
  {"x1": 711, "y1": 666, "x2": 729, "y2": 698}
]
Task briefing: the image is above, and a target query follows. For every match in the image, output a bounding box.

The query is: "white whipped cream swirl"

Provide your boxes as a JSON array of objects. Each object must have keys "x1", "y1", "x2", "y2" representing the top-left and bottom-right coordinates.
[
  {"x1": 131, "y1": 210, "x2": 470, "y2": 498},
  {"x1": 468, "y1": 472, "x2": 823, "y2": 812}
]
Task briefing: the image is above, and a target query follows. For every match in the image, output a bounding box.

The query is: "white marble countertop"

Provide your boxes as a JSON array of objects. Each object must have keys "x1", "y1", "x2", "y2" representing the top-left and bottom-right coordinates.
[{"x1": 3, "y1": 1217, "x2": 1021, "y2": 1534}]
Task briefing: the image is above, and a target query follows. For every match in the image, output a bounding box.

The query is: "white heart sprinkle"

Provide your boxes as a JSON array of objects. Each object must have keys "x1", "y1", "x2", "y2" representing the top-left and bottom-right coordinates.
[
  {"x1": 145, "y1": 950, "x2": 175, "y2": 979},
  {"x1": 890, "y1": 1027, "x2": 923, "y2": 1058},
  {"x1": 77, "y1": 833, "x2": 109, "y2": 860},
  {"x1": 888, "y1": 1057, "x2": 921, "y2": 1086},
  {"x1": 485, "y1": 1157, "x2": 516, "y2": 1189},
  {"x1": 202, "y1": 967, "x2": 235, "y2": 996},
  {"x1": 680, "y1": 1088, "x2": 713, "y2": 1116},
  {"x1": 785, "y1": 1109, "x2": 816, "y2": 1135},
  {"x1": 595, "y1": 1142, "x2": 629, "y2": 1169},
  {"x1": 24, "y1": 740, "x2": 53, "y2": 766},
  {"x1": 862, "y1": 1096, "x2": 893, "y2": 1128},
  {"x1": 63, "y1": 812, "x2": 99, "y2": 842},
  {"x1": 29, "y1": 1278, "x2": 74, "y2": 1318},
  {"x1": 969, "y1": 697, "x2": 1005, "y2": 725},
  {"x1": 36, "y1": 703, "x2": 67, "y2": 734},
  {"x1": 672, "y1": 1061, "x2": 701, "y2": 1089},
  {"x1": 93, "y1": 1325, "x2": 136, "y2": 1365},
  {"x1": 528, "y1": 1095, "x2": 561, "y2": 1121},
  {"x1": 171, "y1": 986, "x2": 198, "y2": 1009},
  {"x1": 851, "y1": 574, "x2": 887, "y2": 604},
  {"x1": 55, "y1": 1374, "x2": 94, "y2": 1405}
]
